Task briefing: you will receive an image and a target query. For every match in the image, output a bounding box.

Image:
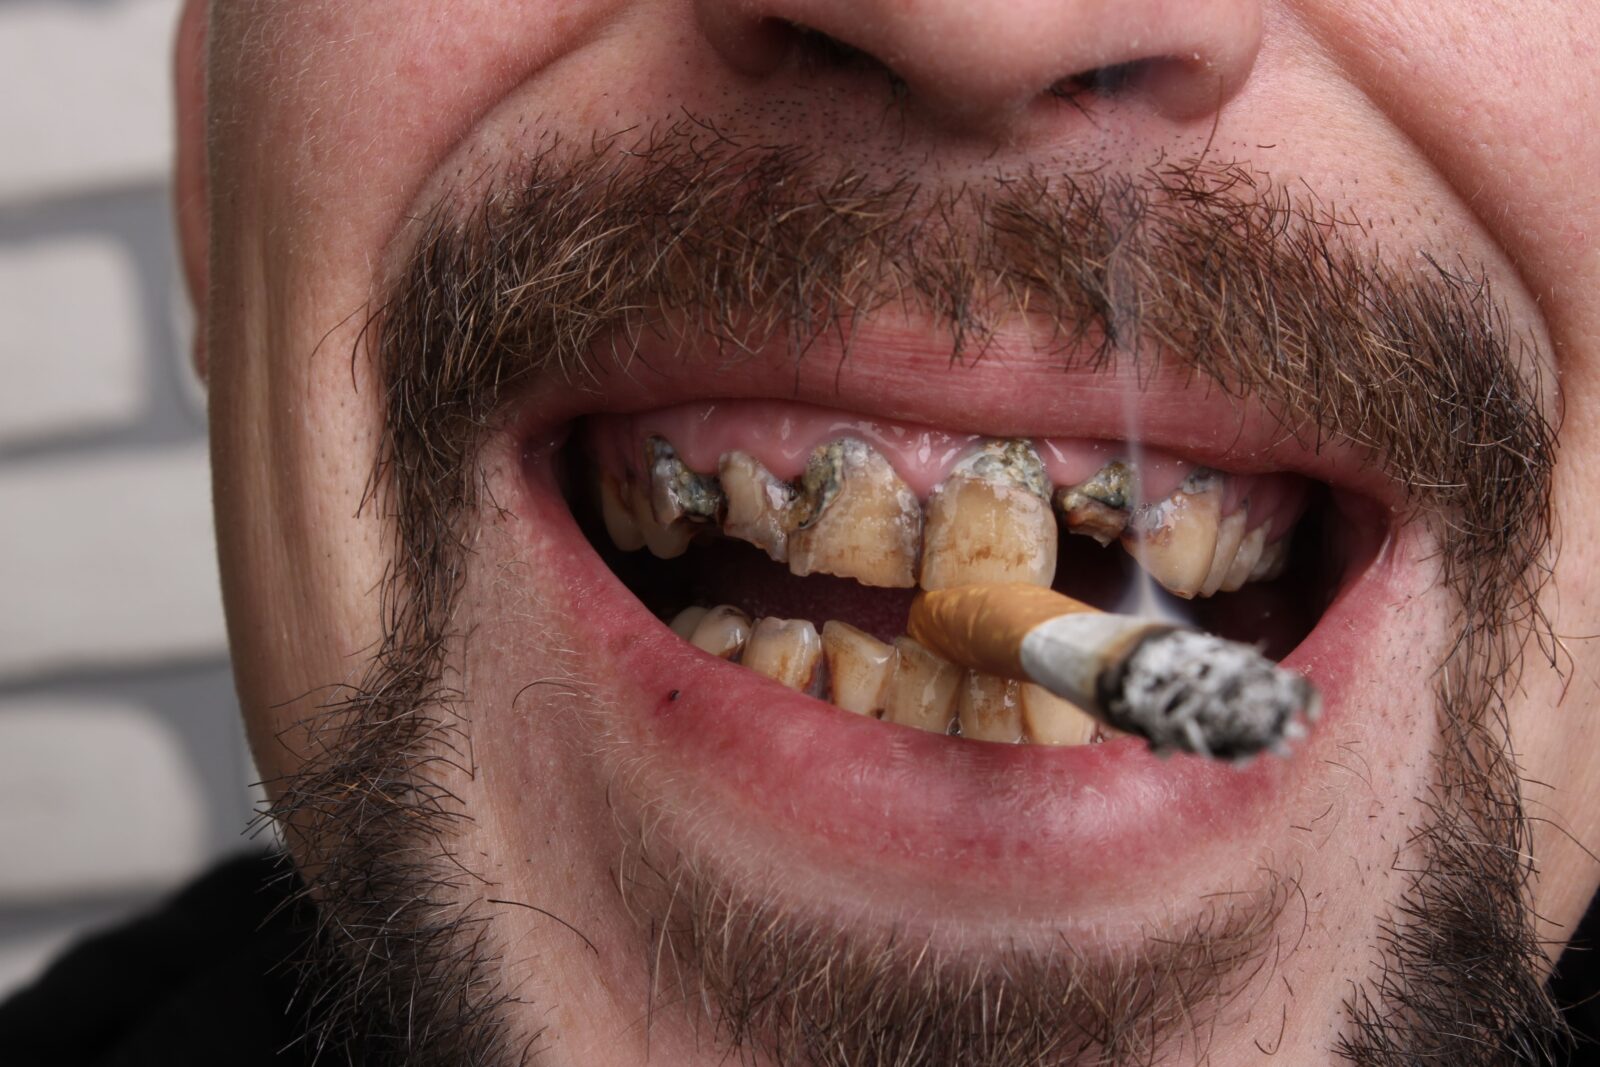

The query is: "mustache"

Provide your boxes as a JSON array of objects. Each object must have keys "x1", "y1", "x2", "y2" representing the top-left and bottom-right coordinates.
[{"x1": 267, "y1": 123, "x2": 1561, "y2": 1065}]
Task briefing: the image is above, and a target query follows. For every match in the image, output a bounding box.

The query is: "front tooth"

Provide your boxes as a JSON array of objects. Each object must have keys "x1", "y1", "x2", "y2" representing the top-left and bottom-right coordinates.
[
  {"x1": 742, "y1": 617, "x2": 822, "y2": 690},
  {"x1": 921, "y1": 440, "x2": 1057, "y2": 591},
  {"x1": 1121, "y1": 471, "x2": 1223, "y2": 598},
  {"x1": 957, "y1": 673, "x2": 1024, "y2": 742},
  {"x1": 670, "y1": 605, "x2": 709, "y2": 639},
  {"x1": 820, "y1": 620, "x2": 894, "y2": 716},
  {"x1": 1020, "y1": 683, "x2": 1099, "y2": 746},
  {"x1": 647, "y1": 436, "x2": 724, "y2": 526},
  {"x1": 1054, "y1": 460, "x2": 1134, "y2": 545},
  {"x1": 1219, "y1": 525, "x2": 1266, "y2": 592},
  {"x1": 600, "y1": 472, "x2": 646, "y2": 551},
  {"x1": 1250, "y1": 534, "x2": 1290, "y2": 582},
  {"x1": 788, "y1": 440, "x2": 922, "y2": 588},
  {"x1": 1200, "y1": 509, "x2": 1248, "y2": 597},
  {"x1": 688, "y1": 605, "x2": 752, "y2": 659},
  {"x1": 719, "y1": 451, "x2": 795, "y2": 562},
  {"x1": 880, "y1": 637, "x2": 961, "y2": 733}
]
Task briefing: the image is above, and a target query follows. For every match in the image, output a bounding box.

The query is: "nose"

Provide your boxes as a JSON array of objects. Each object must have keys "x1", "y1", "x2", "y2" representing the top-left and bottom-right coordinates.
[{"x1": 696, "y1": 0, "x2": 1262, "y2": 133}]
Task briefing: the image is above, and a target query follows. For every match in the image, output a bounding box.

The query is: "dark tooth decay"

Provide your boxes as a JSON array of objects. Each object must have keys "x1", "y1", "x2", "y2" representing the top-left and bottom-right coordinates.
[{"x1": 591, "y1": 428, "x2": 1323, "y2": 752}]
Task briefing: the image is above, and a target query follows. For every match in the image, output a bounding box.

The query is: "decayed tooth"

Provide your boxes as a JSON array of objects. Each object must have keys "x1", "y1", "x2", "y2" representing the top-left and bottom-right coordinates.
[
  {"x1": 1200, "y1": 509, "x2": 1248, "y2": 597},
  {"x1": 1219, "y1": 524, "x2": 1266, "y2": 592},
  {"x1": 669, "y1": 605, "x2": 709, "y2": 639},
  {"x1": 921, "y1": 440, "x2": 1057, "y2": 591},
  {"x1": 788, "y1": 439, "x2": 922, "y2": 588},
  {"x1": 1122, "y1": 470, "x2": 1223, "y2": 598},
  {"x1": 1250, "y1": 534, "x2": 1291, "y2": 582},
  {"x1": 742, "y1": 617, "x2": 823, "y2": 690},
  {"x1": 647, "y1": 436, "x2": 723, "y2": 526},
  {"x1": 719, "y1": 451, "x2": 795, "y2": 562},
  {"x1": 1054, "y1": 460, "x2": 1134, "y2": 545},
  {"x1": 688, "y1": 605, "x2": 752, "y2": 659},
  {"x1": 632, "y1": 482, "x2": 694, "y2": 559},
  {"x1": 820, "y1": 620, "x2": 894, "y2": 716},
  {"x1": 599, "y1": 472, "x2": 646, "y2": 552},
  {"x1": 1020, "y1": 683, "x2": 1099, "y2": 746},
  {"x1": 881, "y1": 637, "x2": 962, "y2": 733},
  {"x1": 957, "y1": 673, "x2": 1024, "y2": 743}
]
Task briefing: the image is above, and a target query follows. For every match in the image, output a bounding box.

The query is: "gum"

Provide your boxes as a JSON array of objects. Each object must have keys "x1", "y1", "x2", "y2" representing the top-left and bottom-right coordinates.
[{"x1": 587, "y1": 400, "x2": 1307, "y2": 539}]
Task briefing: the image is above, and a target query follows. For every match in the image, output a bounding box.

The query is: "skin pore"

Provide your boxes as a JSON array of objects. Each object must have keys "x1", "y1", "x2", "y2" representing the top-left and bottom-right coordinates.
[{"x1": 180, "y1": 2, "x2": 1600, "y2": 1064}]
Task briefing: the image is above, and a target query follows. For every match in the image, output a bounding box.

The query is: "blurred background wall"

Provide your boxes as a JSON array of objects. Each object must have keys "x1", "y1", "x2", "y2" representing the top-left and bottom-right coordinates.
[{"x1": 0, "y1": 0, "x2": 259, "y2": 999}]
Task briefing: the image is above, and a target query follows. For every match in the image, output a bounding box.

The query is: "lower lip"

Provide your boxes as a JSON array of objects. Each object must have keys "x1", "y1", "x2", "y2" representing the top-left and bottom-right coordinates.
[{"x1": 519, "y1": 452, "x2": 1395, "y2": 905}]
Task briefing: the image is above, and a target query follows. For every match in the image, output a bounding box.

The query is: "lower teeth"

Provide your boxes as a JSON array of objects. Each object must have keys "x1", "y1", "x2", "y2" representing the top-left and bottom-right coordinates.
[{"x1": 672, "y1": 604, "x2": 1110, "y2": 746}]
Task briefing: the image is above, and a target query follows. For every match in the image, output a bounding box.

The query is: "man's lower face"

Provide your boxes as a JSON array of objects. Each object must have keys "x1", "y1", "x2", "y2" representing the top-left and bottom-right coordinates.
[{"x1": 259, "y1": 135, "x2": 1566, "y2": 1066}]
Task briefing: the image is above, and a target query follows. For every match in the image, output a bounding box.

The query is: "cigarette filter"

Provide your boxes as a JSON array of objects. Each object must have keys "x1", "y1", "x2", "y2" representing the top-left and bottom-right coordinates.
[{"x1": 908, "y1": 583, "x2": 1318, "y2": 760}]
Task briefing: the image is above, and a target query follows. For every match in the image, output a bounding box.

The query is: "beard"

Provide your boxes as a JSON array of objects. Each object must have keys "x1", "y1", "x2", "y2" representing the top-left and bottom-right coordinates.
[{"x1": 253, "y1": 123, "x2": 1569, "y2": 1065}]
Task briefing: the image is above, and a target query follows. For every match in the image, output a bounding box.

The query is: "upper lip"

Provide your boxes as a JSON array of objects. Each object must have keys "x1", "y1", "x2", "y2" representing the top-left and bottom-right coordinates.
[{"x1": 516, "y1": 318, "x2": 1408, "y2": 513}]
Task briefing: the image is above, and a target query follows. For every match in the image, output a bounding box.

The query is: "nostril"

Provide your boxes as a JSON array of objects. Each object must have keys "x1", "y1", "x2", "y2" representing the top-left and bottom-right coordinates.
[{"x1": 1047, "y1": 61, "x2": 1145, "y2": 103}]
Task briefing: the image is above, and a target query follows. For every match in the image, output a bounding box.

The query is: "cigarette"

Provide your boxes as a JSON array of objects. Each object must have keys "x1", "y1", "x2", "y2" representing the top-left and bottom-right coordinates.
[{"x1": 907, "y1": 583, "x2": 1318, "y2": 760}]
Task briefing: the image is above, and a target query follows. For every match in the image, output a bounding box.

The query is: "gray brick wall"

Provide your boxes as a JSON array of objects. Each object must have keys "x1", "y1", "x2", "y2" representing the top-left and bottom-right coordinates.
[{"x1": 0, "y1": 0, "x2": 258, "y2": 999}]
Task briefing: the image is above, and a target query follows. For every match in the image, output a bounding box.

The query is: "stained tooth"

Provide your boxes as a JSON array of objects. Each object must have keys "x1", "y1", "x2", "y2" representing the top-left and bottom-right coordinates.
[
  {"x1": 1200, "y1": 509, "x2": 1248, "y2": 597},
  {"x1": 719, "y1": 451, "x2": 795, "y2": 562},
  {"x1": 789, "y1": 440, "x2": 921, "y2": 588},
  {"x1": 1122, "y1": 471, "x2": 1223, "y2": 598},
  {"x1": 921, "y1": 440, "x2": 1057, "y2": 591},
  {"x1": 881, "y1": 637, "x2": 962, "y2": 733},
  {"x1": 647, "y1": 436, "x2": 723, "y2": 526},
  {"x1": 1020, "y1": 683, "x2": 1099, "y2": 746},
  {"x1": 1219, "y1": 524, "x2": 1266, "y2": 592},
  {"x1": 632, "y1": 482, "x2": 694, "y2": 559},
  {"x1": 742, "y1": 617, "x2": 823, "y2": 690},
  {"x1": 1249, "y1": 534, "x2": 1291, "y2": 582},
  {"x1": 689, "y1": 605, "x2": 752, "y2": 659},
  {"x1": 957, "y1": 673, "x2": 1025, "y2": 743},
  {"x1": 670, "y1": 605, "x2": 709, "y2": 639},
  {"x1": 820, "y1": 620, "x2": 894, "y2": 716},
  {"x1": 599, "y1": 472, "x2": 646, "y2": 552},
  {"x1": 1055, "y1": 460, "x2": 1134, "y2": 545}
]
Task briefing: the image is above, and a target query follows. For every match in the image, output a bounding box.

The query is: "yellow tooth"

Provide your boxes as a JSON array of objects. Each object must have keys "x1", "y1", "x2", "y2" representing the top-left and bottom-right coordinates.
[
  {"x1": 1122, "y1": 474, "x2": 1222, "y2": 598},
  {"x1": 719, "y1": 451, "x2": 794, "y2": 562},
  {"x1": 881, "y1": 637, "x2": 961, "y2": 733},
  {"x1": 689, "y1": 605, "x2": 752, "y2": 659},
  {"x1": 789, "y1": 440, "x2": 921, "y2": 588},
  {"x1": 742, "y1": 617, "x2": 823, "y2": 691},
  {"x1": 921, "y1": 441, "x2": 1056, "y2": 591},
  {"x1": 1219, "y1": 524, "x2": 1266, "y2": 592},
  {"x1": 670, "y1": 605, "x2": 709, "y2": 639},
  {"x1": 631, "y1": 482, "x2": 694, "y2": 559},
  {"x1": 600, "y1": 472, "x2": 645, "y2": 552},
  {"x1": 1020, "y1": 683, "x2": 1099, "y2": 746},
  {"x1": 1200, "y1": 509, "x2": 1248, "y2": 597},
  {"x1": 1250, "y1": 535, "x2": 1291, "y2": 582},
  {"x1": 957, "y1": 672, "x2": 1024, "y2": 743},
  {"x1": 820, "y1": 620, "x2": 894, "y2": 716}
]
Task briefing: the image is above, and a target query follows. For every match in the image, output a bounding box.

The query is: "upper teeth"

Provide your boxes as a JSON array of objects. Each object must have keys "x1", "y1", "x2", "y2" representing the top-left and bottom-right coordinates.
[
  {"x1": 920, "y1": 440, "x2": 1057, "y2": 591},
  {"x1": 601, "y1": 436, "x2": 1295, "y2": 601}
]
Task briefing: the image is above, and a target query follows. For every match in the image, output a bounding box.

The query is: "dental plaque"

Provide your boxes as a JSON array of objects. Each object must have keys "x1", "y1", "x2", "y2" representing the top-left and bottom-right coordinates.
[{"x1": 585, "y1": 402, "x2": 1325, "y2": 762}]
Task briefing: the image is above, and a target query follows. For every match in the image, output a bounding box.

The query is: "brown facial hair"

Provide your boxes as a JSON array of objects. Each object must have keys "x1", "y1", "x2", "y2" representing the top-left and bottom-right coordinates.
[{"x1": 255, "y1": 124, "x2": 1567, "y2": 1065}]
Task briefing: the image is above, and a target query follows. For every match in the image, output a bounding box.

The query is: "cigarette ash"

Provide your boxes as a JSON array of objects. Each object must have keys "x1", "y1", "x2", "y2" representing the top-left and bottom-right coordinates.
[{"x1": 1100, "y1": 629, "x2": 1316, "y2": 760}]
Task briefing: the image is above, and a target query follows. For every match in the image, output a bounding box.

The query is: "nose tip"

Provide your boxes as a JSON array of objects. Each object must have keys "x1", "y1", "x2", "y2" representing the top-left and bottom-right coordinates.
[{"x1": 696, "y1": 0, "x2": 1263, "y2": 132}]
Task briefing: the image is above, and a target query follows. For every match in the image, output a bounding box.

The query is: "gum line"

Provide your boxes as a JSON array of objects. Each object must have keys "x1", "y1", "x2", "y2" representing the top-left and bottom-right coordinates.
[{"x1": 588, "y1": 400, "x2": 1307, "y2": 540}]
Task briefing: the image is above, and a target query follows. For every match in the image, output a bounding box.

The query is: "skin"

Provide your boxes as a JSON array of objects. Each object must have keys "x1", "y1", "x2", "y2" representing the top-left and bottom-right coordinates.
[{"x1": 177, "y1": 0, "x2": 1600, "y2": 1062}]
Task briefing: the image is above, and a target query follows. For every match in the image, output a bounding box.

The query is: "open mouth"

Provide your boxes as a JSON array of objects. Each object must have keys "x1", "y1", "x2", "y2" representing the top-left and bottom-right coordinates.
[{"x1": 557, "y1": 397, "x2": 1380, "y2": 752}]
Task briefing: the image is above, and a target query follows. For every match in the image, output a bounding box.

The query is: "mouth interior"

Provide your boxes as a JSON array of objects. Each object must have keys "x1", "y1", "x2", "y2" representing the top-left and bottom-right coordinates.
[{"x1": 553, "y1": 405, "x2": 1378, "y2": 746}]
